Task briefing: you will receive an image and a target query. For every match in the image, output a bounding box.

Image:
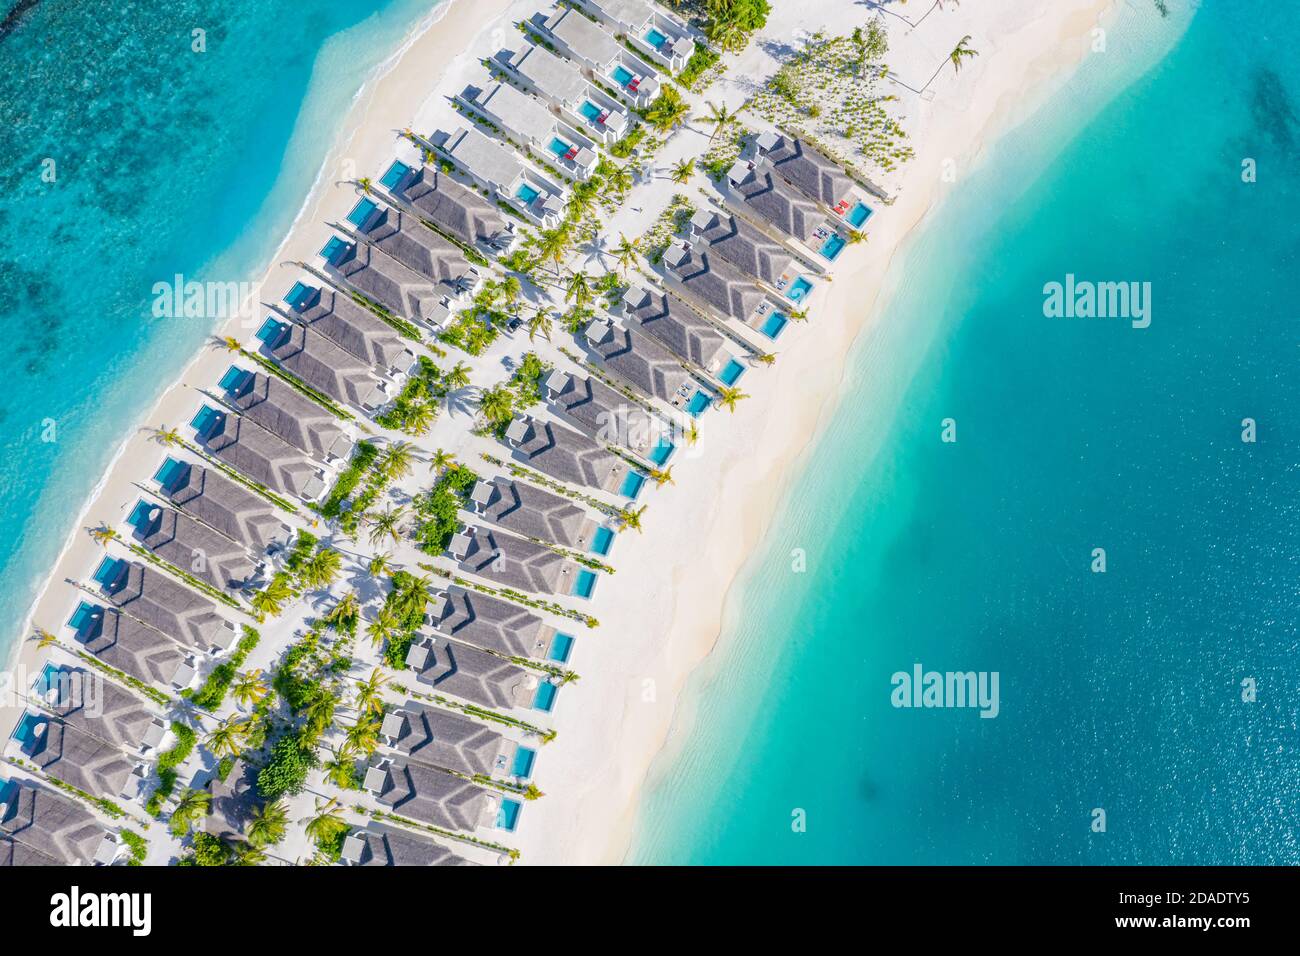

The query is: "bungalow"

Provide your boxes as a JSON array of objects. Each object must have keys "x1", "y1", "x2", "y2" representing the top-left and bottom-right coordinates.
[
  {"x1": 0, "y1": 779, "x2": 117, "y2": 866},
  {"x1": 500, "y1": 43, "x2": 629, "y2": 145},
  {"x1": 254, "y1": 315, "x2": 389, "y2": 412},
  {"x1": 342, "y1": 200, "x2": 481, "y2": 296},
  {"x1": 544, "y1": 368, "x2": 662, "y2": 460},
  {"x1": 320, "y1": 234, "x2": 461, "y2": 331},
  {"x1": 92, "y1": 557, "x2": 237, "y2": 653},
  {"x1": 406, "y1": 634, "x2": 547, "y2": 711},
  {"x1": 662, "y1": 238, "x2": 765, "y2": 324},
  {"x1": 427, "y1": 584, "x2": 560, "y2": 661},
  {"x1": 621, "y1": 285, "x2": 728, "y2": 373},
  {"x1": 341, "y1": 824, "x2": 471, "y2": 866},
  {"x1": 218, "y1": 366, "x2": 350, "y2": 464},
  {"x1": 533, "y1": 7, "x2": 661, "y2": 108},
  {"x1": 381, "y1": 160, "x2": 515, "y2": 253},
  {"x1": 281, "y1": 279, "x2": 416, "y2": 376},
  {"x1": 503, "y1": 414, "x2": 630, "y2": 496},
  {"x1": 44, "y1": 666, "x2": 168, "y2": 754},
  {"x1": 435, "y1": 125, "x2": 566, "y2": 228},
  {"x1": 724, "y1": 158, "x2": 823, "y2": 246},
  {"x1": 381, "y1": 699, "x2": 519, "y2": 777},
  {"x1": 583, "y1": 317, "x2": 689, "y2": 403},
  {"x1": 16, "y1": 715, "x2": 136, "y2": 800},
  {"x1": 466, "y1": 475, "x2": 599, "y2": 551},
  {"x1": 688, "y1": 208, "x2": 795, "y2": 287},
  {"x1": 574, "y1": 0, "x2": 695, "y2": 74},
  {"x1": 152, "y1": 457, "x2": 292, "y2": 555},
  {"x1": 190, "y1": 401, "x2": 327, "y2": 503},
  {"x1": 67, "y1": 601, "x2": 195, "y2": 690},
  {"x1": 125, "y1": 496, "x2": 258, "y2": 595},
  {"x1": 459, "y1": 80, "x2": 599, "y2": 181},
  {"x1": 364, "y1": 757, "x2": 500, "y2": 833},
  {"x1": 753, "y1": 131, "x2": 859, "y2": 211},
  {"x1": 445, "y1": 524, "x2": 576, "y2": 596}
]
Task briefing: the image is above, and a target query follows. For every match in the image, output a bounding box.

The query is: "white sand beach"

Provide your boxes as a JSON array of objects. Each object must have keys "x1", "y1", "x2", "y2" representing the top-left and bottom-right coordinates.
[{"x1": 2, "y1": 0, "x2": 1133, "y2": 865}]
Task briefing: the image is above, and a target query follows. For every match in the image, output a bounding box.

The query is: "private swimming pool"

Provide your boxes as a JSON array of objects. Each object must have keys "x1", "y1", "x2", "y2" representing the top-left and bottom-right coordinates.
[
  {"x1": 847, "y1": 201, "x2": 872, "y2": 228},
  {"x1": 283, "y1": 280, "x2": 316, "y2": 312},
  {"x1": 516, "y1": 182, "x2": 541, "y2": 203},
  {"x1": 649, "y1": 436, "x2": 675, "y2": 466},
  {"x1": 719, "y1": 358, "x2": 745, "y2": 386},
  {"x1": 549, "y1": 632, "x2": 575, "y2": 663},
  {"x1": 820, "y1": 232, "x2": 846, "y2": 261},
  {"x1": 93, "y1": 556, "x2": 127, "y2": 591},
  {"x1": 12, "y1": 712, "x2": 44, "y2": 745},
  {"x1": 612, "y1": 65, "x2": 634, "y2": 87},
  {"x1": 379, "y1": 160, "x2": 409, "y2": 191},
  {"x1": 533, "y1": 681, "x2": 558, "y2": 712},
  {"x1": 496, "y1": 798, "x2": 522, "y2": 831},
  {"x1": 219, "y1": 365, "x2": 253, "y2": 396},
  {"x1": 511, "y1": 747, "x2": 536, "y2": 780},
  {"x1": 256, "y1": 316, "x2": 290, "y2": 347},
  {"x1": 590, "y1": 526, "x2": 615, "y2": 556},
  {"x1": 319, "y1": 235, "x2": 351, "y2": 265},
  {"x1": 153, "y1": 456, "x2": 190, "y2": 493},
  {"x1": 761, "y1": 312, "x2": 789, "y2": 339},
  {"x1": 620, "y1": 471, "x2": 646, "y2": 499},
  {"x1": 579, "y1": 100, "x2": 603, "y2": 122},
  {"x1": 68, "y1": 600, "x2": 101, "y2": 633},
  {"x1": 346, "y1": 198, "x2": 378, "y2": 228},
  {"x1": 548, "y1": 137, "x2": 572, "y2": 158},
  {"x1": 571, "y1": 569, "x2": 597, "y2": 599},
  {"x1": 127, "y1": 498, "x2": 162, "y2": 534},
  {"x1": 645, "y1": 27, "x2": 667, "y2": 47},
  {"x1": 686, "y1": 390, "x2": 711, "y2": 417},
  {"x1": 190, "y1": 403, "x2": 225, "y2": 438},
  {"x1": 785, "y1": 276, "x2": 813, "y2": 303}
]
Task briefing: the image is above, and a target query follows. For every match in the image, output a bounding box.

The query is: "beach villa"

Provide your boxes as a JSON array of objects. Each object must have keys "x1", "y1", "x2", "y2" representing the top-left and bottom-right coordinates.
[
  {"x1": 125, "y1": 495, "x2": 258, "y2": 595},
  {"x1": 688, "y1": 208, "x2": 796, "y2": 288},
  {"x1": 573, "y1": 0, "x2": 696, "y2": 74},
  {"x1": 44, "y1": 667, "x2": 167, "y2": 755},
  {"x1": 724, "y1": 158, "x2": 823, "y2": 247},
  {"x1": 445, "y1": 524, "x2": 578, "y2": 597},
  {"x1": 532, "y1": 7, "x2": 661, "y2": 109},
  {"x1": 752, "y1": 131, "x2": 870, "y2": 221},
  {"x1": 458, "y1": 80, "x2": 600, "y2": 182},
  {"x1": 218, "y1": 365, "x2": 352, "y2": 463},
  {"x1": 281, "y1": 279, "x2": 416, "y2": 375},
  {"x1": 434, "y1": 125, "x2": 567, "y2": 228},
  {"x1": 662, "y1": 239, "x2": 766, "y2": 324},
  {"x1": 189, "y1": 401, "x2": 328, "y2": 503},
  {"x1": 343, "y1": 199, "x2": 482, "y2": 295},
  {"x1": 0, "y1": 779, "x2": 121, "y2": 866},
  {"x1": 467, "y1": 475, "x2": 599, "y2": 552},
  {"x1": 405, "y1": 633, "x2": 551, "y2": 712},
  {"x1": 499, "y1": 42, "x2": 629, "y2": 146},
  {"x1": 364, "y1": 757, "x2": 503, "y2": 833},
  {"x1": 319, "y1": 233, "x2": 468, "y2": 333},
  {"x1": 65, "y1": 601, "x2": 195, "y2": 690},
  {"x1": 253, "y1": 314, "x2": 389, "y2": 412},
  {"x1": 380, "y1": 160, "x2": 516, "y2": 254},
  {"x1": 91, "y1": 556, "x2": 237, "y2": 653},
  {"x1": 340, "y1": 824, "x2": 469, "y2": 866},
  {"x1": 544, "y1": 368, "x2": 664, "y2": 462},
  {"x1": 10, "y1": 713, "x2": 137, "y2": 801},
  {"x1": 427, "y1": 584, "x2": 564, "y2": 662},
  {"x1": 620, "y1": 285, "x2": 730, "y2": 375},
  {"x1": 503, "y1": 414, "x2": 631, "y2": 497},
  {"x1": 582, "y1": 316, "x2": 695, "y2": 409},
  {"x1": 152, "y1": 457, "x2": 292, "y2": 555}
]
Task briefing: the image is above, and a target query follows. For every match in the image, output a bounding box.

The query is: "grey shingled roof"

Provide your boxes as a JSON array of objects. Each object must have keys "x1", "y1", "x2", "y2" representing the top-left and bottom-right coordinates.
[
  {"x1": 408, "y1": 635, "x2": 541, "y2": 710},
  {"x1": 546, "y1": 370, "x2": 660, "y2": 458},
  {"x1": 202, "y1": 411, "x2": 323, "y2": 501},
  {"x1": 447, "y1": 524, "x2": 571, "y2": 595},
  {"x1": 163, "y1": 462, "x2": 291, "y2": 553},
  {"x1": 352, "y1": 206, "x2": 472, "y2": 288},
  {"x1": 756, "y1": 132, "x2": 855, "y2": 207},
  {"x1": 662, "y1": 240, "x2": 765, "y2": 323},
  {"x1": 23, "y1": 719, "x2": 134, "y2": 800},
  {"x1": 225, "y1": 371, "x2": 348, "y2": 461},
  {"x1": 0, "y1": 780, "x2": 109, "y2": 866},
  {"x1": 284, "y1": 283, "x2": 412, "y2": 371},
  {"x1": 585, "y1": 319, "x2": 689, "y2": 401},
  {"x1": 133, "y1": 503, "x2": 257, "y2": 594},
  {"x1": 103, "y1": 562, "x2": 234, "y2": 652},
  {"x1": 505, "y1": 415, "x2": 628, "y2": 494},
  {"x1": 370, "y1": 759, "x2": 493, "y2": 832},
  {"x1": 392, "y1": 166, "x2": 509, "y2": 248},
  {"x1": 75, "y1": 605, "x2": 188, "y2": 688},
  {"x1": 727, "y1": 160, "x2": 822, "y2": 243},
  {"x1": 205, "y1": 758, "x2": 258, "y2": 843},
  {"x1": 385, "y1": 700, "x2": 512, "y2": 776},
  {"x1": 47, "y1": 667, "x2": 162, "y2": 752},
  {"x1": 343, "y1": 824, "x2": 472, "y2": 866},
  {"x1": 622, "y1": 285, "x2": 726, "y2": 369},
  {"x1": 333, "y1": 238, "x2": 451, "y2": 324},
  {"x1": 430, "y1": 584, "x2": 555, "y2": 660},
  {"x1": 263, "y1": 321, "x2": 385, "y2": 411},
  {"x1": 689, "y1": 208, "x2": 794, "y2": 286},
  {"x1": 470, "y1": 475, "x2": 595, "y2": 550}
]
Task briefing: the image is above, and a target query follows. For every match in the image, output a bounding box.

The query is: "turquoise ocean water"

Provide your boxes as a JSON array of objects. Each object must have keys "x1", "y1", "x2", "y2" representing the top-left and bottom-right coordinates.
[
  {"x1": 632, "y1": 1, "x2": 1299, "y2": 864},
  {"x1": 0, "y1": 0, "x2": 440, "y2": 660}
]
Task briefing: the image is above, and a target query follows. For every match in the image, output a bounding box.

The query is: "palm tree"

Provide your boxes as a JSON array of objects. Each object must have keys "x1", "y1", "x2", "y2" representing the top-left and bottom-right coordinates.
[
  {"x1": 716, "y1": 386, "x2": 749, "y2": 413},
  {"x1": 500, "y1": 274, "x2": 522, "y2": 315},
  {"x1": 535, "y1": 227, "x2": 570, "y2": 275},
  {"x1": 380, "y1": 441, "x2": 416, "y2": 480},
  {"x1": 323, "y1": 590, "x2": 361, "y2": 634},
  {"x1": 707, "y1": 19, "x2": 746, "y2": 54},
  {"x1": 304, "y1": 692, "x2": 339, "y2": 741},
  {"x1": 34, "y1": 627, "x2": 59, "y2": 650},
  {"x1": 646, "y1": 87, "x2": 689, "y2": 133},
  {"x1": 443, "y1": 361, "x2": 472, "y2": 392},
  {"x1": 298, "y1": 548, "x2": 343, "y2": 590},
  {"x1": 323, "y1": 745, "x2": 359, "y2": 789},
  {"x1": 565, "y1": 271, "x2": 592, "y2": 307},
  {"x1": 428, "y1": 448, "x2": 457, "y2": 473},
  {"x1": 566, "y1": 187, "x2": 596, "y2": 223},
  {"x1": 358, "y1": 177, "x2": 373, "y2": 194},
  {"x1": 247, "y1": 800, "x2": 289, "y2": 848},
  {"x1": 616, "y1": 505, "x2": 647, "y2": 533},
  {"x1": 787, "y1": 307, "x2": 809, "y2": 322},
  {"x1": 303, "y1": 797, "x2": 349, "y2": 844},
  {"x1": 251, "y1": 574, "x2": 293, "y2": 617},
  {"x1": 231, "y1": 670, "x2": 269, "y2": 710},
  {"x1": 152, "y1": 425, "x2": 182, "y2": 447},
  {"x1": 612, "y1": 233, "x2": 638, "y2": 275},
  {"x1": 169, "y1": 788, "x2": 211, "y2": 836},
  {"x1": 669, "y1": 157, "x2": 694, "y2": 184},
  {"x1": 950, "y1": 35, "x2": 978, "y2": 73},
  {"x1": 402, "y1": 400, "x2": 435, "y2": 437},
  {"x1": 354, "y1": 668, "x2": 388, "y2": 719},
  {"x1": 219, "y1": 335, "x2": 241, "y2": 352},
  {"x1": 684, "y1": 419, "x2": 700, "y2": 447},
  {"x1": 205, "y1": 718, "x2": 252, "y2": 758},
  {"x1": 847, "y1": 229, "x2": 866, "y2": 245},
  {"x1": 366, "y1": 506, "x2": 406, "y2": 547},
  {"x1": 526, "y1": 306, "x2": 553, "y2": 343},
  {"x1": 606, "y1": 163, "x2": 633, "y2": 196},
  {"x1": 704, "y1": 100, "x2": 736, "y2": 142},
  {"x1": 367, "y1": 552, "x2": 393, "y2": 578},
  {"x1": 755, "y1": 352, "x2": 777, "y2": 366},
  {"x1": 366, "y1": 607, "x2": 397, "y2": 650},
  {"x1": 651, "y1": 465, "x2": 674, "y2": 487},
  {"x1": 345, "y1": 714, "x2": 381, "y2": 755},
  {"x1": 88, "y1": 524, "x2": 116, "y2": 546},
  {"x1": 478, "y1": 385, "x2": 515, "y2": 427}
]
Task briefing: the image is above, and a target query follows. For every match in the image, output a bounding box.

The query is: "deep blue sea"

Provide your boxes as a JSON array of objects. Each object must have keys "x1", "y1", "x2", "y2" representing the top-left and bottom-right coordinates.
[
  {"x1": 632, "y1": 0, "x2": 1300, "y2": 864},
  {"x1": 0, "y1": 0, "x2": 439, "y2": 659}
]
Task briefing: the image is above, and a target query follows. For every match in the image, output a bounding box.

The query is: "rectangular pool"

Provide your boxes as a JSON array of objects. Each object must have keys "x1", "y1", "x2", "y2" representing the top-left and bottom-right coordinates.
[
  {"x1": 511, "y1": 747, "x2": 536, "y2": 780},
  {"x1": 579, "y1": 100, "x2": 603, "y2": 122},
  {"x1": 820, "y1": 232, "x2": 846, "y2": 261},
  {"x1": 548, "y1": 632, "x2": 575, "y2": 663},
  {"x1": 686, "y1": 390, "x2": 711, "y2": 417},
  {"x1": 785, "y1": 276, "x2": 813, "y2": 303},
  {"x1": 847, "y1": 201, "x2": 872, "y2": 228},
  {"x1": 496, "y1": 798, "x2": 522, "y2": 831},
  {"x1": 256, "y1": 316, "x2": 289, "y2": 347},
  {"x1": 516, "y1": 182, "x2": 541, "y2": 203},
  {"x1": 760, "y1": 312, "x2": 788, "y2": 339},
  {"x1": 547, "y1": 137, "x2": 572, "y2": 158},
  {"x1": 571, "y1": 568, "x2": 597, "y2": 599},
  {"x1": 533, "y1": 681, "x2": 558, "y2": 712},
  {"x1": 719, "y1": 358, "x2": 745, "y2": 386},
  {"x1": 346, "y1": 198, "x2": 378, "y2": 229},
  {"x1": 190, "y1": 403, "x2": 225, "y2": 438},
  {"x1": 590, "y1": 526, "x2": 615, "y2": 556},
  {"x1": 68, "y1": 601, "x2": 101, "y2": 633},
  {"x1": 282, "y1": 280, "x2": 316, "y2": 312},
  {"x1": 620, "y1": 471, "x2": 646, "y2": 499},
  {"x1": 153, "y1": 456, "x2": 190, "y2": 493},
  {"x1": 612, "y1": 65, "x2": 634, "y2": 87},
  {"x1": 645, "y1": 27, "x2": 667, "y2": 48},
  {"x1": 380, "y1": 160, "x2": 410, "y2": 191}
]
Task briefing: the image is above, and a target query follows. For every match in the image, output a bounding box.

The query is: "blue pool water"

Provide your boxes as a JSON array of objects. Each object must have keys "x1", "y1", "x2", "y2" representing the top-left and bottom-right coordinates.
[
  {"x1": 649, "y1": 437, "x2": 675, "y2": 466},
  {"x1": 219, "y1": 365, "x2": 253, "y2": 395},
  {"x1": 784, "y1": 277, "x2": 813, "y2": 303},
  {"x1": 0, "y1": 0, "x2": 445, "y2": 667},
  {"x1": 319, "y1": 235, "x2": 352, "y2": 265},
  {"x1": 590, "y1": 527, "x2": 615, "y2": 556},
  {"x1": 12, "y1": 712, "x2": 44, "y2": 745},
  {"x1": 619, "y1": 471, "x2": 646, "y2": 499},
  {"x1": 283, "y1": 281, "x2": 317, "y2": 312},
  {"x1": 190, "y1": 404, "x2": 225, "y2": 438},
  {"x1": 511, "y1": 747, "x2": 537, "y2": 780},
  {"x1": 633, "y1": 4, "x2": 1300, "y2": 865},
  {"x1": 533, "y1": 681, "x2": 558, "y2": 713},
  {"x1": 759, "y1": 312, "x2": 787, "y2": 339},
  {"x1": 580, "y1": 100, "x2": 603, "y2": 122},
  {"x1": 497, "y1": 798, "x2": 522, "y2": 831},
  {"x1": 571, "y1": 569, "x2": 597, "y2": 599},
  {"x1": 685, "y1": 391, "x2": 711, "y2": 417},
  {"x1": 645, "y1": 28, "x2": 668, "y2": 48},
  {"x1": 256, "y1": 317, "x2": 289, "y2": 347},
  {"x1": 346, "y1": 197, "x2": 379, "y2": 228},
  {"x1": 548, "y1": 632, "x2": 575, "y2": 663},
  {"x1": 548, "y1": 137, "x2": 572, "y2": 158},
  {"x1": 92, "y1": 556, "x2": 126, "y2": 591},
  {"x1": 153, "y1": 457, "x2": 190, "y2": 493},
  {"x1": 718, "y1": 359, "x2": 745, "y2": 386},
  {"x1": 67, "y1": 601, "x2": 101, "y2": 634},
  {"x1": 613, "y1": 65, "x2": 634, "y2": 87},
  {"x1": 516, "y1": 182, "x2": 541, "y2": 203},
  {"x1": 819, "y1": 233, "x2": 846, "y2": 261},
  {"x1": 380, "y1": 160, "x2": 410, "y2": 190},
  {"x1": 846, "y1": 201, "x2": 872, "y2": 228},
  {"x1": 126, "y1": 499, "x2": 161, "y2": 534}
]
